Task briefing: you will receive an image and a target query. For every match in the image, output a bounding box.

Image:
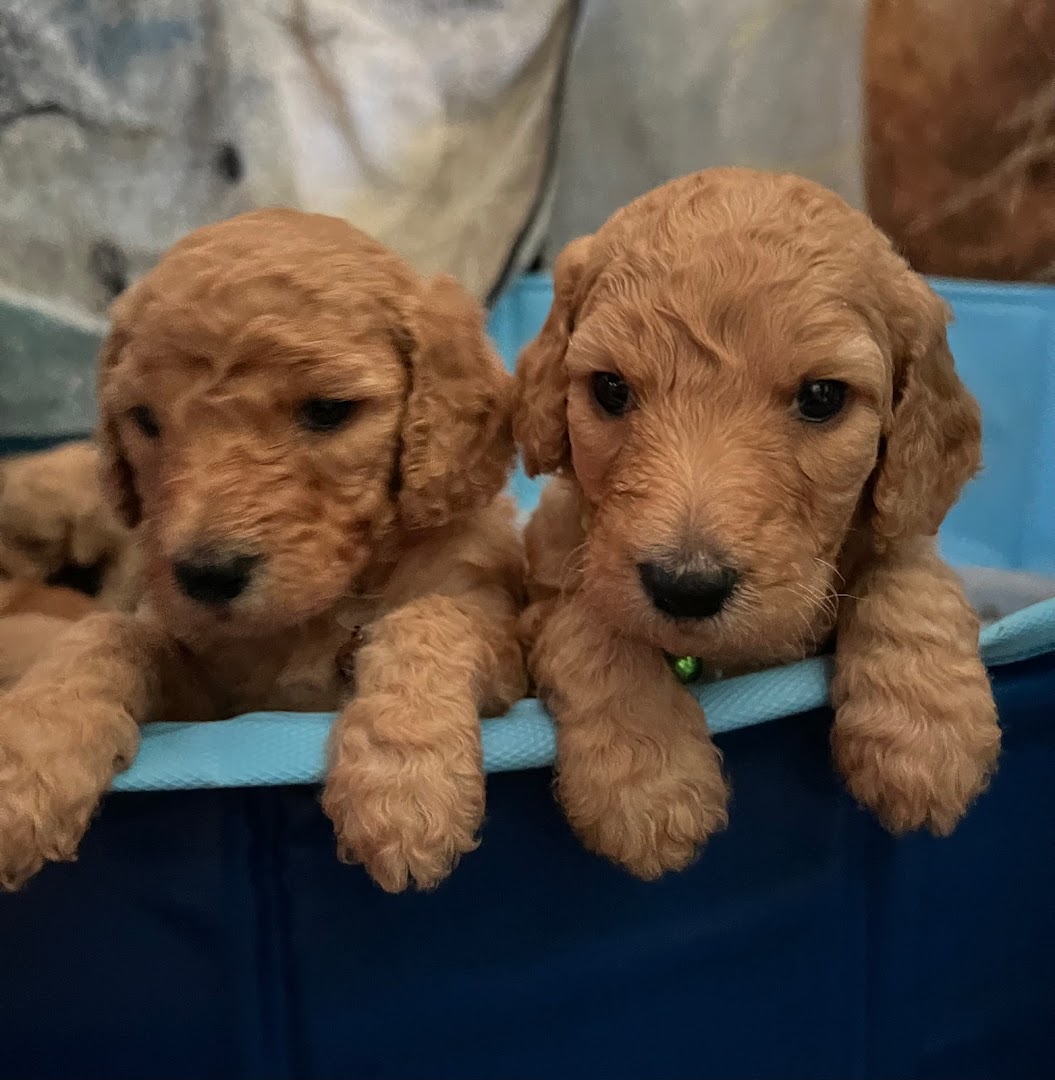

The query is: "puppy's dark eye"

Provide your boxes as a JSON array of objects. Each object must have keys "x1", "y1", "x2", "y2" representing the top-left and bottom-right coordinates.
[
  {"x1": 297, "y1": 398, "x2": 359, "y2": 433},
  {"x1": 129, "y1": 405, "x2": 160, "y2": 439},
  {"x1": 794, "y1": 380, "x2": 847, "y2": 423},
  {"x1": 590, "y1": 371, "x2": 633, "y2": 417}
]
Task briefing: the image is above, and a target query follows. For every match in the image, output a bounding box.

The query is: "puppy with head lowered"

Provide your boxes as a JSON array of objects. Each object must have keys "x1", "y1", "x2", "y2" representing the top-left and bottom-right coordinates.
[
  {"x1": 0, "y1": 210, "x2": 525, "y2": 893},
  {"x1": 515, "y1": 168, "x2": 999, "y2": 879}
]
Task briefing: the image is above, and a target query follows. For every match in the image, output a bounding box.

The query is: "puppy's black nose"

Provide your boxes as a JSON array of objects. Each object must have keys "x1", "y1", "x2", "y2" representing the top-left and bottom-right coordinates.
[
  {"x1": 638, "y1": 561, "x2": 738, "y2": 619},
  {"x1": 173, "y1": 550, "x2": 259, "y2": 605}
]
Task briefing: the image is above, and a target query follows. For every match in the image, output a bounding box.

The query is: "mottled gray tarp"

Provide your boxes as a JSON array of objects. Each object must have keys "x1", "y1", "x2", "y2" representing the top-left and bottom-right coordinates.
[
  {"x1": 0, "y1": 0, "x2": 869, "y2": 438},
  {"x1": 0, "y1": 0, "x2": 573, "y2": 437},
  {"x1": 0, "y1": 298, "x2": 99, "y2": 439},
  {"x1": 546, "y1": 0, "x2": 868, "y2": 253},
  {"x1": 957, "y1": 567, "x2": 1055, "y2": 624}
]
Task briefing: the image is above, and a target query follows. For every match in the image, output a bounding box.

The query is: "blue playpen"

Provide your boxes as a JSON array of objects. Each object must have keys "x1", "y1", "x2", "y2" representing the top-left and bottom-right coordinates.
[{"x1": 0, "y1": 275, "x2": 1052, "y2": 1080}]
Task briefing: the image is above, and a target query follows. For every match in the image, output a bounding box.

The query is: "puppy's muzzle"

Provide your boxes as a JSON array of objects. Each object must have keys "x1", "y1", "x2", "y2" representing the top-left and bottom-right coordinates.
[
  {"x1": 173, "y1": 548, "x2": 260, "y2": 606},
  {"x1": 638, "y1": 559, "x2": 738, "y2": 620}
]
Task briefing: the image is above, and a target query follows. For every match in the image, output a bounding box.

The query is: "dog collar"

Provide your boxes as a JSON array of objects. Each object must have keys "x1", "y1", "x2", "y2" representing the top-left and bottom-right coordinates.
[{"x1": 666, "y1": 654, "x2": 722, "y2": 684}]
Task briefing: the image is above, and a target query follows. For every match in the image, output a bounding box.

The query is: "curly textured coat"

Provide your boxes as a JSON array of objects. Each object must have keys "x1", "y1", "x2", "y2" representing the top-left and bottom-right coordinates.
[
  {"x1": 0, "y1": 441, "x2": 140, "y2": 611},
  {"x1": 515, "y1": 168, "x2": 1000, "y2": 879}
]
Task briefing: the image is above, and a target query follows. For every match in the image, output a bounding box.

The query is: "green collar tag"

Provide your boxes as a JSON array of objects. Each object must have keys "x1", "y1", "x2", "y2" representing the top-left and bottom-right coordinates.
[
  {"x1": 665, "y1": 655, "x2": 724, "y2": 685},
  {"x1": 668, "y1": 654, "x2": 704, "y2": 684}
]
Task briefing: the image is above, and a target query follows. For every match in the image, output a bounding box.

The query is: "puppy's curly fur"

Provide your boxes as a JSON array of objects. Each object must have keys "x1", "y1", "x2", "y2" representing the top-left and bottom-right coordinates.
[
  {"x1": 516, "y1": 168, "x2": 1000, "y2": 879},
  {"x1": 0, "y1": 442, "x2": 141, "y2": 611},
  {"x1": 0, "y1": 209, "x2": 526, "y2": 893}
]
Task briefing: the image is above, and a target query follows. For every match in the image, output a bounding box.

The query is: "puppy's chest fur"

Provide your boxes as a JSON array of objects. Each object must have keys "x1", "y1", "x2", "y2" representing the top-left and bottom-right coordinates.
[{"x1": 184, "y1": 596, "x2": 383, "y2": 716}]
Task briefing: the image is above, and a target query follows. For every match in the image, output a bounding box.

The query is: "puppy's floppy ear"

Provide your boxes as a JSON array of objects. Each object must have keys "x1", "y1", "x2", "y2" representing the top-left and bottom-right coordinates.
[
  {"x1": 870, "y1": 269, "x2": 982, "y2": 544},
  {"x1": 513, "y1": 235, "x2": 595, "y2": 477},
  {"x1": 397, "y1": 274, "x2": 515, "y2": 530},
  {"x1": 96, "y1": 285, "x2": 143, "y2": 529}
]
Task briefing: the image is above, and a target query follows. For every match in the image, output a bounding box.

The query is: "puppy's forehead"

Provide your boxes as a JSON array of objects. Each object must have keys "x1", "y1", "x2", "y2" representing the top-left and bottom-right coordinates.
[
  {"x1": 130, "y1": 285, "x2": 394, "y2": 370},
  {"x1": 578, "y1": 175, "x2": 893, "y2": 371},
  {"x1": 579, "y1": 246, "x2": 877, "y2": 376},
  {"x1": 118, "y1": 222, "x2": 414, "y2": 381}
]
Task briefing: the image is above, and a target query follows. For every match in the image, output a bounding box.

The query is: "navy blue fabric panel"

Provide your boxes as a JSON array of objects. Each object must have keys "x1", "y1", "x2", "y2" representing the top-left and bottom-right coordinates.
[
  {"x1": 279, "y1": 712, "x2": 866, "y2": 1080},
  {"x1": 864, "y1": 653, "x2": 1055, "y2": 1080},
  {"x1": 278, "y1": 656, "x2": 1055, "y2": 1080},
  {"x1": 0, "y1": 789, "x2": 288, "y2": 1080},
  {"x1": 0, "y1": 655, "x2": 1049, "y2": 1080}
]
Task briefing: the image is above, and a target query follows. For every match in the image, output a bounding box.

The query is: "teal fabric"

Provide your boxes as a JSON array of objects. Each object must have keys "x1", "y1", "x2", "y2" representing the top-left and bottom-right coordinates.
[
  {"x1": 113, "y1": 596, "x2": 1055, "y2": 792},
  {"x1": 935, "y1": 279, "x2": 1055, "y2": 575}
]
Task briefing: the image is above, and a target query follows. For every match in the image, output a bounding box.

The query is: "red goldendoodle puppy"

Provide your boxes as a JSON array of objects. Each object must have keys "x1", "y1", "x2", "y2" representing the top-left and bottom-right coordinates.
[
  {"x1": 515, "y1": 168, "x2": 1000, "y2": 879},
  {"x1": 0, "y1": 209, "x2": 525, "y2": 893}
]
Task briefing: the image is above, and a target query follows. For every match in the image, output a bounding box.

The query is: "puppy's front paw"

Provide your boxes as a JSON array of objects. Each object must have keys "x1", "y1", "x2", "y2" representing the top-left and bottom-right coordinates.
[
  {"x1": 323, "y1": 699, "x2": 485, "y2": 893},
  {"x1": 833, "y1": 694, "x2": 1001, "y2": 836},
  {"x1": 557, "y1": 723, "x2": 729, "y2": 880},
  {"x1": 0, "y1": 698, "x2": 134, "y2": 890}
]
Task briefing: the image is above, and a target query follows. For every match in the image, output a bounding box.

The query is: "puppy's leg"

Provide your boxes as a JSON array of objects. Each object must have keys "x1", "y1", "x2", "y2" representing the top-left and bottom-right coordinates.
[
  {"x1": 530, "y1": 593, "x2": 729, "y2": 880},
  {"x1": 324, "y1": 592, "x2": 525, "y2": 892},
  {"x1": 832, "y1": 538, "x2": 1000, "y2": 835},
  {"x1": 0, "y1": 613, "x2": 194, "y2": 889}
]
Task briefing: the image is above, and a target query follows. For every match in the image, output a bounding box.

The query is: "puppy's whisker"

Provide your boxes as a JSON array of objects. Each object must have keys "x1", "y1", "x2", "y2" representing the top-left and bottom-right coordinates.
[
  {"x1": 812, "y1": 557, "x2": 845, "y2": 585},
  {"x1": 556, "y1": 541, "x2": 589, "y2": 595},
  {"x1": 786, "y1": 582, "x2": 834, "y2": 647}
]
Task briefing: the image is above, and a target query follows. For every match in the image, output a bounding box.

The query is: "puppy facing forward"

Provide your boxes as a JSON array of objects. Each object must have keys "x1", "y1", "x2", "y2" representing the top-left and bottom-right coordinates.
[
  {"x1": 0, "y1": 210, "x2": 525, "y2": 892},
  {"x1": 515, "y1": 168, "x2": 1000, "y2": 879}
]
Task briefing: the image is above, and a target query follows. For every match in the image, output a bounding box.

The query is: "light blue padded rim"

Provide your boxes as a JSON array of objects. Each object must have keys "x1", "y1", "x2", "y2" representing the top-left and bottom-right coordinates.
[{"x1": 112, "y1": 597, "x2": 1055, "y2": 792}]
